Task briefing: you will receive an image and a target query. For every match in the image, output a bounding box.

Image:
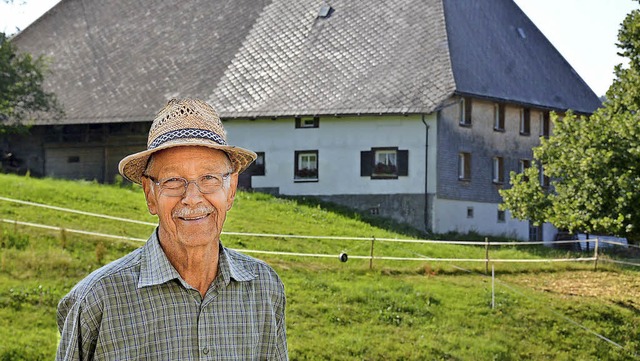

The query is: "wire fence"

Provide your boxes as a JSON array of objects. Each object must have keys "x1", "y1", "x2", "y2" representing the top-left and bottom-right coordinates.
[{"x1": 1, "y1": 195, "x2": 638, "y2": 269}]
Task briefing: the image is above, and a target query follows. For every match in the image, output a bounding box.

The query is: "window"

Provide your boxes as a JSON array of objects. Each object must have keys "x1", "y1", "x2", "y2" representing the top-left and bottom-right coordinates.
[
  {"x1": 459, "y1": 98, "x2": 472, "y2": 126},
  {"x1": 247, "y1": 152, "x2": 265, "y2": 176},
  {"x1": 539, "y1": 163, "x2": 550, "y2": 187},
  {"x1": 360, "y1": 148, "x2": 408, "y2": 179},
  {"x1": 497, "y1": 210, "x2": 506, "y2": 223},
  {"x1": 458, "y1": 152, "x2": 471, "y2": 180},
  {"x1": 294, "y1": 150, "x2": 318, "y2": 181},
  {"x1": 520, "y1": 108, "x2": 530, "y2": 135},
  {"x1": 494, "y1": 103, "x2": 505, "y2": 131},
  {"x1": 492, "y1": 156, "x2": 504, "y2": 184},
  {"x1": 518, "y1": 159, "x2": 531, "y2": 173},
  {"x1": 68, "y1": 156, "x2": 80, "y2": 163},
  {"x1": 295, "y1": 116, "x2": 319, "y2": 128},
  {"x1": 540, "y1": 111, "x2": 550, "y2": 137},
  {"x1": 529, "y1": 222, "x2": 542, "y2": 241},
  {"x1": 467, "y1": 207, "x2": 474, "y2": 218},
  {"x1": 374, "y1": 149, "x2": 397, "y2": 177}
]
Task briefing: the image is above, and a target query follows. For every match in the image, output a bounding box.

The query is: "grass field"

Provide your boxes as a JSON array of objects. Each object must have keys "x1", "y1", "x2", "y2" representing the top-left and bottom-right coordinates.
[{"x1": 0, "y1": 173, "x2": 639, "y2": 360}]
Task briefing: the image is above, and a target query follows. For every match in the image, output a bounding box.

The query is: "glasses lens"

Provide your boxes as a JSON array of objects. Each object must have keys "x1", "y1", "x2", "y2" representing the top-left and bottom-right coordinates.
[
  {"x1": 197, "y1": 174, "x2": 225, "y2": 193},
  {"x1": 160, "y1": 178, "x2": 187, "y2": 196}
]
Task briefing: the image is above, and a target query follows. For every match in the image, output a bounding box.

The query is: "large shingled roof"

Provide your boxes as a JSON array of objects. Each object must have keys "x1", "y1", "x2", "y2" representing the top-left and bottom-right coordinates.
[
  {"x1": 11, "y1": 0, "x2": 600, "y2": 125},
  {"x1": 208, "y1": 0, "x2": 456, "y2": 118},
  {"x1": 444, "y1": 0, "x2": 601, "y2": 114}
]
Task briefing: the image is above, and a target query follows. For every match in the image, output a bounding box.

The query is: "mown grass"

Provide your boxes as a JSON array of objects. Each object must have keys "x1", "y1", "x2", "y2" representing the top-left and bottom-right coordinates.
[{"x1": 0, "y1": 173, "x2": 639, "y2": 360}]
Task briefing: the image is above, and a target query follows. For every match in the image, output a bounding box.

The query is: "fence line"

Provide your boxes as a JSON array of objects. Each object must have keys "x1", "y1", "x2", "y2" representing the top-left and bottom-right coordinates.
[
  {"x1": 1, "y1": 196, "x2": 638, "y2": 268},
  {"x1": 0, "y1": 195, "x2": 622, "y2": 247},
  {"x1": 0, "y1": 218, "x2": 614, "y2": 266}
]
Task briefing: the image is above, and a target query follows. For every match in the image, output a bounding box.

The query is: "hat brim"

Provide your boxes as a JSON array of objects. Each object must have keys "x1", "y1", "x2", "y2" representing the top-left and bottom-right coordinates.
[{"x1": 118, "y1": 138, "x2": 257, "y2": 184}]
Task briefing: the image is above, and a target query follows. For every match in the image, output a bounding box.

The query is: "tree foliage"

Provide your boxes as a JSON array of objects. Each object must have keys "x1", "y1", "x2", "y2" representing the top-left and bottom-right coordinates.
[
  {"x1": 0, "y1": 31, "x2": 63, "y2": 133},
  {"x1": 500, "y1": 5, "x2": 640, "y2": 241}
]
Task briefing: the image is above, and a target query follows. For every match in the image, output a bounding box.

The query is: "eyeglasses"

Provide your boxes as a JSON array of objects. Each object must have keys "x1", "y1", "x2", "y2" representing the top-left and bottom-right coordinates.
[{"x1": 144, "y1": 173, "x2": 231, "y2": 197}]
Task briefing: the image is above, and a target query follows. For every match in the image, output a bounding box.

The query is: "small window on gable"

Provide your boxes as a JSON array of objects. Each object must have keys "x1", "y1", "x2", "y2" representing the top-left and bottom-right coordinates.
[
  {"x1": 458, "y1": 152, "x2": 471, "y2": 180},
  {"x1": 459, "y1": 98, "x2": 472, "y2": 126},
  {"x1": 295, "y1": 116, "x2": 319, "y2": 128},
  {"x1": 492, "y1": 156, "x2": 504, "y2": 184},
  {"x1": 540, "y1": 111, "x2": 550, "y2": 137},
  {"x1": 520, "y1": 108, "x2": 530, "y2": 135},
  {"x1": 494, "y1": 103, "x2": 505, "y2": 131},
  {"x1": 361, "y1": 147, "x2": 408, "y2": 179},
  {"x1": 294, "y1": 150, "x2": 318, "y2": 182}
]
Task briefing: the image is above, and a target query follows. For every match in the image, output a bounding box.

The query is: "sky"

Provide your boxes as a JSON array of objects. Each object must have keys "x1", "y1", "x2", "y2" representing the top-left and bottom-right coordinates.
[{"x1": 0, "y1": 0, "x2": 637, "y2": 97}]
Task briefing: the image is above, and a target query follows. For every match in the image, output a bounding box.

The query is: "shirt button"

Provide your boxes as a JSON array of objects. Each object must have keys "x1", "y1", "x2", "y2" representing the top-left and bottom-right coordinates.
[{"x1": 203, "y1": 347, "x2": 209, "y2": 355}]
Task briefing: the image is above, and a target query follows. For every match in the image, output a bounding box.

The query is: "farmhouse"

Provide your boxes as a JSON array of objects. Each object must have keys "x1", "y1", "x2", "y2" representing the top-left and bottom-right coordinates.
[{"x1": 4, "y1": 0, "x2": 601, "y2": 241}]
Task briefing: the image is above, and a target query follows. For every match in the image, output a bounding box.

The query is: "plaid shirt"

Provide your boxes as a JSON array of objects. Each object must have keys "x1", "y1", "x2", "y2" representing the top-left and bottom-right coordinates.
[{"x1": 56, "y1": 230, "x2": 288, "y2": 360}]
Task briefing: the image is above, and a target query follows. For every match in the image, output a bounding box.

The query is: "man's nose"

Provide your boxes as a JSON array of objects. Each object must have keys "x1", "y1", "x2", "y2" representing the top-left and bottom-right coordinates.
[{"x1": 181, "y1": 181, "x2": 205, "y2": 204}]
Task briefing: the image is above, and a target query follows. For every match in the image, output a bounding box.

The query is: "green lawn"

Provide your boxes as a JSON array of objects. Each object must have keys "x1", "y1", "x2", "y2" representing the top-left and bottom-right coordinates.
[{"x1": 0, "y1": 174, "x2": 638, "y2": 360}]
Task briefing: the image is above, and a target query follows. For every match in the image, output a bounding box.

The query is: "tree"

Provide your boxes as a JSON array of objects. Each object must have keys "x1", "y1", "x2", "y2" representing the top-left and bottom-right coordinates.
[
  {"x1": 500, "y1": 5, "x2": 640, "y2": 242},
  {"x1": 0, "y1": 31, "x2": 63, "y2": 133}
]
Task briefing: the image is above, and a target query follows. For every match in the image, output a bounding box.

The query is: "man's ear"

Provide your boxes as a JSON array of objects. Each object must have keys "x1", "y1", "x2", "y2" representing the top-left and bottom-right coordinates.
[
  {"x1": 226, "y1": 173, "x2": 239, "y2": 211},
  {"x1": 141, "y1": 177, "x2": 158, "y2": 215}
]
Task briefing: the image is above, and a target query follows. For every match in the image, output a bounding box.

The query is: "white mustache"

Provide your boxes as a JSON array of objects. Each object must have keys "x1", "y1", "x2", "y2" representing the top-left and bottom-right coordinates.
[{"x1": 173, "y1": 206, "x2": 215, "y2": 219}]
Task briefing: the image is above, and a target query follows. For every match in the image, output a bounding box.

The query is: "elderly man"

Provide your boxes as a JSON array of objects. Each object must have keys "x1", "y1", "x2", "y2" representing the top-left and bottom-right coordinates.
[{"x1": 56, "y1": 99, "x2": 288, "y2": 360}]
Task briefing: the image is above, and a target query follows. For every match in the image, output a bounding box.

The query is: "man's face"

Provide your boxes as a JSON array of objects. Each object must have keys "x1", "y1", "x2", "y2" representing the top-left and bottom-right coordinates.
[{"x1": 142, "y1": 146, "x2": 238, "y2": 249}]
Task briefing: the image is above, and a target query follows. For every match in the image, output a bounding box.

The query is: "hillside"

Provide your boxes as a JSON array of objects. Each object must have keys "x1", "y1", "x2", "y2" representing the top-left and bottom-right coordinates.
[{"x1": 0, "y1": 174, "x2": 638, "y2": 360}]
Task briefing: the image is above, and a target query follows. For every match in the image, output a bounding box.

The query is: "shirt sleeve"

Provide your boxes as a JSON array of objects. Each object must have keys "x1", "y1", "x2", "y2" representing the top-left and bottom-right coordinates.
[
  {"x1": 56, "y1": 294, "x2": 99, "y2": 361},
  {"x1": 271, "y1": 274, "x2": 289, "y2": 360}
]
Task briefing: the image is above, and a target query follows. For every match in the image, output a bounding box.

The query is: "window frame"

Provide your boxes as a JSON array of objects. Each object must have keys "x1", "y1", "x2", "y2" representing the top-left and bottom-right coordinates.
[
  {"x1": 493, "y1": 103, "x2": 505, "y2": 132},
  {"x1": 539, "y1": 163, "x2": 550, "y2": 188},
  {"x1": 497, "y1": 210, "x2": 506, "y2": 223},
  {"x1": 295, "y1": 116, "x2": 319, "y2": 129},
  {"x1": 458, "y1": 152, "x2": 471, "y2": 181},
  {"x1": 519, "y1": 108, "x2": 530, "y2": 135},
  {"x1": 251, "y1": 152, "x2": 266, "y2": 176},
  {"x1": 459, "y1": 98, "x2": 472, "y2": 127},
  {"x1": 361, "y1": 147, "x2": 408, "y2": 179},
  {"x1": 294, "y1": 150, "x2": 319, "y2": 182},
  {"x1": 492, "y1": 156, "x2": 505, "y2": 184},
  {"x1": 518, "y1": 159, "x2": 530, "y2": 173},
  {"x1": 372, "y1": 148, "x2": 399, "y2": 178},
  {"x1": 540, "y1": 111, "x2": 550, "y2": 137}
]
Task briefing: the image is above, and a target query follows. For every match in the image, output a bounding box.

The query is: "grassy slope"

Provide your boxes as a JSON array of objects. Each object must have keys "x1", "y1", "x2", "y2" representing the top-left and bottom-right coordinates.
[{"x1": 0, "y1": 174, "x2": 638, "y2": 360}]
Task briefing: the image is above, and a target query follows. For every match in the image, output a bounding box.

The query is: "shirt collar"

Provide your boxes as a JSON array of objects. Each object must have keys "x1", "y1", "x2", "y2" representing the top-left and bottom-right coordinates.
[
  {"x1": 219, "y1": 246, "x2": 257, "y2": 283},
  {"x1": 138, "y1": 230, "x2": 182, "y2": 288},
  {"x1": 138, "y1": 230, "x2": 256, "y2": 289}
]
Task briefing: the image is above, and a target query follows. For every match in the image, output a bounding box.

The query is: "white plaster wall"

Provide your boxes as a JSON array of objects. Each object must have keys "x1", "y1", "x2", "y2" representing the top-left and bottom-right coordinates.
[
  {"x1": 225, "y1": 114, "x2": 438, "y2": 196},
  {"x1": 430, "y1": 197, "x2": 555, "y2": 241}
]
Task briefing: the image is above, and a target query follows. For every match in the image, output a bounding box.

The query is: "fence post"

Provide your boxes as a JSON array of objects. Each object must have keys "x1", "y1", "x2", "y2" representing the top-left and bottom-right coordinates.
[
  {"x1": 485, "y1": 237, "x2": 490, "y2": 275},
  {"x1": 369, "y1": 236, "x2": 376, "y2": 270},
  {"x1": 593, "y1": 237, "x2": 599, "y2": 271}
]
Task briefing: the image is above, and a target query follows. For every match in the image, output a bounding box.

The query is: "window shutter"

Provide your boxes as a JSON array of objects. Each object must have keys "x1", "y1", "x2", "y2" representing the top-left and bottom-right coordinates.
[
  {"x1": 397, "y1": 150, "x2": 409, "y2": 176},
  {"x1": 294, "y1": 118, "x2": 301, "y2": 128},
  {"x1": 360, "y1": 151, "x2": 373, "y2": 176}
]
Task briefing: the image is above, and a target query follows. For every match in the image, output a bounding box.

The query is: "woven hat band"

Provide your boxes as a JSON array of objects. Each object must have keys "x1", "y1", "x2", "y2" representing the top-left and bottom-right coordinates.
[{"x1": 148, "y1": 128, "x2": 227, "y2": 150}]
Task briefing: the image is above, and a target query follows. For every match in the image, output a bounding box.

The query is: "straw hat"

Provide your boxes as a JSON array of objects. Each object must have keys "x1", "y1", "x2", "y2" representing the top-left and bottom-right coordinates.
[{"x1": 118, "y1": 98, "x2": 256, "y2": 184}]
